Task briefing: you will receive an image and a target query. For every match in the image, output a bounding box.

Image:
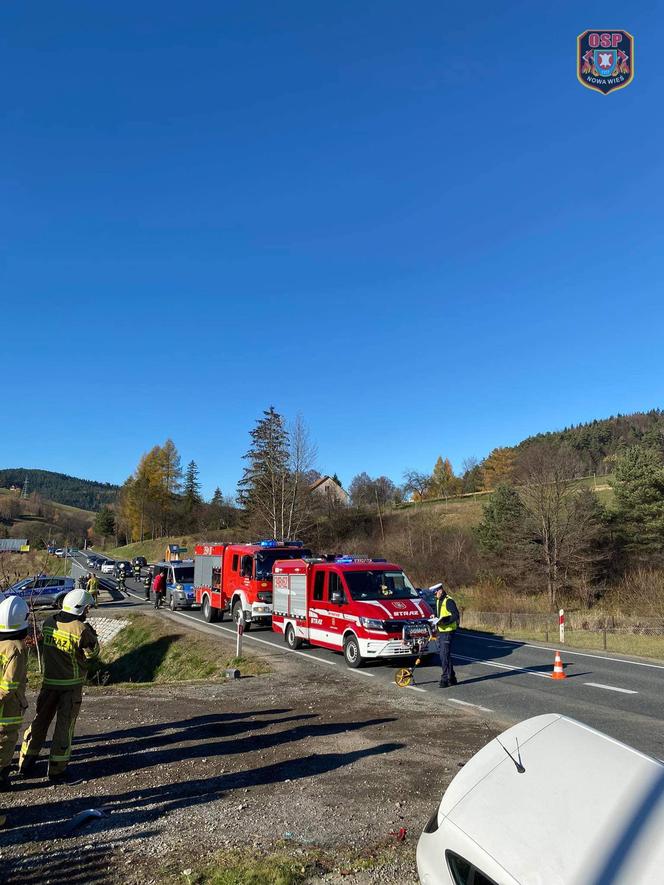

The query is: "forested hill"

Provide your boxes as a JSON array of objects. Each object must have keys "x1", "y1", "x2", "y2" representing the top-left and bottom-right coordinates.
[
  {"x1": 0, "y1": 469, "x2": 119, "y2": 511},
  {"x1": 516, "y1": 410, "x2": 664, "y2": 474}
]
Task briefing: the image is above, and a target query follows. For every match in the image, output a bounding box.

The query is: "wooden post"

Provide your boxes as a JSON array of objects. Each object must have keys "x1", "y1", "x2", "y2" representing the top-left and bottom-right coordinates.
[{"x1": 236, "y1": 620, "x2": 244, "y2": 658}]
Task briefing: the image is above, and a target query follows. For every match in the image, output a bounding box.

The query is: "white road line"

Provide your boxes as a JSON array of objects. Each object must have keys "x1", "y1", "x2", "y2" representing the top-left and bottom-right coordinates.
[
  {"x1": 347, "y1": 669, "x2": 375, "y2": 677},
  {"x1": 453, "y1": 652, "x2": 554, "y2": 680},
  {"x1": 461, "y1": 631, "x2": 664, "y2": 671},
  {"x1": 407, "y1": 685, "x2": 427, "y2": 693},
  {"x1": 584, "y1": 682, "x2": 638, "y2": 695},
  {"x1": 172, "y1": 610, "x2": 338, "y2": 666},
  {"x1": 447, "y1": 698, "x2": 494, "y2": 713}
]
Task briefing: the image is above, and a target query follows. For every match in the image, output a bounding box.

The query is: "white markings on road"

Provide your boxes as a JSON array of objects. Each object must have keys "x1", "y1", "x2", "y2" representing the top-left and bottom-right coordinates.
[
  {"x1": 406, "y1": 686, "x2": 427, "y2": 693},
  {"x1": 453, "y1": 652, "x2": 554, "y2": 680},
  {"x1": 461, "y1": 630, "x2": 664, "y2": 671},
  {"x1": 584, "y1": 682, "x2": 638, "y2": 695},
  {"x1": 447, "y1": 698, "x2": 494, "y2": 713},
  {"x1": 173, "y1": 610, "x2": 339, "y2": 665},
  {"x1": 347, "y1": 669, "x2": 375, "y2": 677}
]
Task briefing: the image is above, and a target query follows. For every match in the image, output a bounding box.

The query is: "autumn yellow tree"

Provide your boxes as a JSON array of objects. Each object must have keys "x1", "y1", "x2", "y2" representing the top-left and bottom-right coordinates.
[{"x1": 482, "y1": 447, "x2": 516, "y2": 490}]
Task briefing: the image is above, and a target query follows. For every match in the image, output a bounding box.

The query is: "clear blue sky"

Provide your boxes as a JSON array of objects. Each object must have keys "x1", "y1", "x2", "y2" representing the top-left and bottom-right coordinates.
[{"x1": 1, "y1": 2, "x2": 662, "y2": 498}]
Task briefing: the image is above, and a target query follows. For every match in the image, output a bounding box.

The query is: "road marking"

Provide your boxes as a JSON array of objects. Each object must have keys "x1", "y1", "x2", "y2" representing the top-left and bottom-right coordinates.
[
  {"x1": 406, "y1": 685, "x2": 427, "y2": 693},
  {"x1": 453, "y1": 652, "x2": 554, "y2": 680},
  {"x1": 447, "y1": 698, "x2": 494, "y2": 713},
  {"x1": 461, "y1": 631, "x2": 664, "y2": 671},
  {"x1": 584, "y1": 682, "x2": 638, "y2": 695},
  {"x1": 172, "y1": 610, "x2": 339, "y2": 666},
  {"x1": 347, "y1": 669, "x2": 375, "y2": 677}
]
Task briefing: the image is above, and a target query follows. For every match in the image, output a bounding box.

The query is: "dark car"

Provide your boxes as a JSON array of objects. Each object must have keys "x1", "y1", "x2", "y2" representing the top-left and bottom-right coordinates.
[
  {"x1": 8, "y1": 576, "x2": 75, "y2": 609},
  {"x1": 86, "y1": 555, "x2": 104, "y2": 569},
  {"x1": 114, "y1": 561, "x2": 133, "y2": 577},
  {"x1": 132, "y1": 556, "x2": 147, "y2": 568}
]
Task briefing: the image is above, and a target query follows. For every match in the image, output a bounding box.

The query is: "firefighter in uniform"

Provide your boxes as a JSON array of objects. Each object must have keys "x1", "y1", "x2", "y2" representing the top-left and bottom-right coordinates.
[
  {"x1": 0, "y1": 595, "x2": 30, "y2": 794},
  {"x1": 432, "y1": 583, "x2": 460, "y2": 688},
  {"x1": 19, "y1": 589, "x2": 99, "y2": 783},
  {"x1": 87, "y1": 573, "x2": 100, "y2": 607}
]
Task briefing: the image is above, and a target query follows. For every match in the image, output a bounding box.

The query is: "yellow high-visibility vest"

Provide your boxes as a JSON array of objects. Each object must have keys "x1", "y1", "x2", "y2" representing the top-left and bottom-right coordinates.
[{"x1": 436, "y1": 596, "x2": 458, "y2": 633}]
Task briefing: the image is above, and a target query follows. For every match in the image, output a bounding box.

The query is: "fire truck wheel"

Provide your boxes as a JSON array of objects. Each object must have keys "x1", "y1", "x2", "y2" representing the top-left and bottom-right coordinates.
[
  {"x1": 202, "y1": 595, "x2": 219, "y2": 623},
  {"x1": 285, "y1": 623, "x2": 303, "y2": 650},
  {"x1": 232, "y1": 600, "x2": 251, "y2": 631},
  {"x1": 343, "y1": 635, "x2": 363, "y2": 668},
  {"x1": 169, "y1": 594, "x2": 177, "y2": 611}
]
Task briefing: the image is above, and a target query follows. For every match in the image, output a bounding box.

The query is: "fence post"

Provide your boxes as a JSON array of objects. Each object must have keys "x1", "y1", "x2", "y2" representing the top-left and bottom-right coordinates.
[
  {"x1": 236, "y1": 620, "x2": 244, "y2": 658},
  {"x1": 603, "y1": 626, "x2": 607, "y2": 650},
  {"x1": 559, "y1": 609, "x2": 565, "y2": 644},
  {"x1": 509, "y1": 611, "x2": 513, "y2": 629}
]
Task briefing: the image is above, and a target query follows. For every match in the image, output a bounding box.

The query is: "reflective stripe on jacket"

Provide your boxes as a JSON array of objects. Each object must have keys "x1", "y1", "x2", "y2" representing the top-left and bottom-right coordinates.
[
  {"x1": 0, "y1": 638, "x2": 28, "y2": 725},
  {"x1": 42, "y1": 615, "x2": 100, "y2": 689},
  {"x1": 436, "y1": 596, "x2": 459, "y2": 633}
]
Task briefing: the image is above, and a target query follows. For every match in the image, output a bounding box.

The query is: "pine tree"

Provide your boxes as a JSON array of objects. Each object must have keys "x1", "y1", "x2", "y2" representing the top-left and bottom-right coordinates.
[
  {"x1": 238, "y1": 407, "x2": 290, "y2": 538},
  {"x1": 613, "y1": 446, "x2": 664, "y2": 553},
  {"x1": 184, "y1": 460, "x2": 202, "y2": 510}
]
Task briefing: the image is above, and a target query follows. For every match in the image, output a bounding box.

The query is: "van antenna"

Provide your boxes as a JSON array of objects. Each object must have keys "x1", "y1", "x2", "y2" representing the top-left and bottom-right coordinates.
[{"x1": 496, "y1": 737, "x2": 525, "y2": 773}]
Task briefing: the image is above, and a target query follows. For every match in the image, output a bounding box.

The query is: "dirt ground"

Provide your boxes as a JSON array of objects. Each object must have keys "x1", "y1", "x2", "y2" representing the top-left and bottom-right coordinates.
[{"x1": 0, "y1": 619, "x2": 503, "y2": 884}]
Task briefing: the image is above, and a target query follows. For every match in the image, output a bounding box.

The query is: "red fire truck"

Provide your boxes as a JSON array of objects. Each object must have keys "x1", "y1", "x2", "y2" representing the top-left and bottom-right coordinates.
[
  {"x1": 193, "y1": 540, "x2": 312, "y2": 628},
  {"x1": 271, "y1": 556, "x2": 435, "y2": 667}
]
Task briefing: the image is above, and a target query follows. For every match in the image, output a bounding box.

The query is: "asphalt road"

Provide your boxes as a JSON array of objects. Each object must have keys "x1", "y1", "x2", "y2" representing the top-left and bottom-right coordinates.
[{"x1": 73, "y1": 554, "x2": 664, "y2": 760}]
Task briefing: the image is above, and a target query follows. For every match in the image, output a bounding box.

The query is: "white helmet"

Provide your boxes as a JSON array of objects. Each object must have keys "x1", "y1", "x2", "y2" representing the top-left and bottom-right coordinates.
[
  {"x1": 0, "y1": 595, "x2": 30, "y2": 633},
  {"x1": 62, "y1": 589, "x2": 94, "y2": 616}
]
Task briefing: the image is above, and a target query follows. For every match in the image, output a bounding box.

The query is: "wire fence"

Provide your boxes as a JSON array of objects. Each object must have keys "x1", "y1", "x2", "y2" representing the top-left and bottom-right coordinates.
[{"x1": 460, "y1": 609, "x2": 664, "y2": 656}]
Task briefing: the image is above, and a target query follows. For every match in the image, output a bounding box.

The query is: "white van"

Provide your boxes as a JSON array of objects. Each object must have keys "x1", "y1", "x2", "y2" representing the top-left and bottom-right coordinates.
[{"x1": 417, "y1": 713, "x2": 664, "y2": 885}]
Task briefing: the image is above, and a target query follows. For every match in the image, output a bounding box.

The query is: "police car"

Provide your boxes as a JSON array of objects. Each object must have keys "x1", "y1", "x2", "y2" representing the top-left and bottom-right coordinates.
[
  {"x1": 153, "y1": 560, "x2": 196, "y2": 610},
  {"x1": 7, "y1": 575, "x2": 75, "y2": 609}
]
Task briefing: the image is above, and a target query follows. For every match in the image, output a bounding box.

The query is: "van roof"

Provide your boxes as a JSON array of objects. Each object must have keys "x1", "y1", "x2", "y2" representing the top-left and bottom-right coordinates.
[{"x1": 439, "y1": 714, "x2": 664, "y2": 884}]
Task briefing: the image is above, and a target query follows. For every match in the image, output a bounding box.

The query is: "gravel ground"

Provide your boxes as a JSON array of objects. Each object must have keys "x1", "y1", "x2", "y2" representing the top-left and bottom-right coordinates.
[{"x1": 0, "y1": 621, "x2": 503, "y2": 884}]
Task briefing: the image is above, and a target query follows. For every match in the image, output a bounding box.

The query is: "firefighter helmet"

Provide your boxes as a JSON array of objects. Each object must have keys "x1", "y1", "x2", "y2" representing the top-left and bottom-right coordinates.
[
  {"x1": 0, "y1": 595, "x2": 30, "y2": 633},
  {"x1": 62, "y1": 589, "x2": 94, "y2": 616}
]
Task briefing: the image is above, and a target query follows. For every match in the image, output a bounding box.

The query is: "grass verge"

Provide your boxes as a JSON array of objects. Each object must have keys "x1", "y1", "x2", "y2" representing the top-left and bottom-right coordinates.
[
  {"x1": 26, "y1": 613, "x2": 270, "y2": 689},
  {"x1": 98, "y1": 614, "x2": 271, "y2": 684},
  {"x1": 169, "y1": 844, "x2": 400, "y2": 885}
]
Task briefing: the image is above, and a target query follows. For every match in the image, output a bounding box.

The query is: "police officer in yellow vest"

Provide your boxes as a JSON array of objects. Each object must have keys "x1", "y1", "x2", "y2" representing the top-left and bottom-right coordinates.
[
  {"x1": 0, "y1": 594, "x2": 30, "y2": 794},
  {"x1": 432, "y1": 582, "x2": 460, "y2": 688},
  {"x1": 19, "y1": 589, "x2": 99, "y2": 783}
]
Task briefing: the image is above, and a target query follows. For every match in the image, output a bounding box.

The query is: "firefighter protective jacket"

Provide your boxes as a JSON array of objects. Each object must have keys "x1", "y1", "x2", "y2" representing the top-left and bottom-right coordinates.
[
  {"x1": 42, "y1": 614, "x2": 100, "y2": 689},
  {"x1": 436, "y1": 595, "x2": 460, "y2": 633},
  {"x1": 0, "y1": 638, "x2": 28, "y2": 726}
]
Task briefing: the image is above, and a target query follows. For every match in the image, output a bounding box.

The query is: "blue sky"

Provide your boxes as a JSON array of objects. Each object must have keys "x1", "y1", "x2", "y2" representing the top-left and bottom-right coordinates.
[{"x1": 1, "y1": 2, "x2": 662, "y2": 497}]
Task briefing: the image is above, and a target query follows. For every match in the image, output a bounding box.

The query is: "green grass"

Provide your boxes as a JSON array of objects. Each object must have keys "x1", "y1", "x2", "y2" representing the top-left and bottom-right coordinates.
[
  {"x1": 98, "y1": 614, "x2": 270, "y2": 684},
  {"x1": 170, "y1": 845, "x2": 398, "y2": 885}
]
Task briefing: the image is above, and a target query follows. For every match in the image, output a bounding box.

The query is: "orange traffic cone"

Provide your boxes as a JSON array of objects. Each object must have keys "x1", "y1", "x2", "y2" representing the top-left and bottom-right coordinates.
[{"x1": 551, "y1": 650, "x2": 566, "y2": 680}]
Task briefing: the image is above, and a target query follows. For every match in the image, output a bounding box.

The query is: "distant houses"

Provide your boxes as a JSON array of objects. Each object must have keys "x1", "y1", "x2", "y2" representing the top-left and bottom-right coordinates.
[{"x1": 309, "y1": 475, "x2": 349, "y2": 506}]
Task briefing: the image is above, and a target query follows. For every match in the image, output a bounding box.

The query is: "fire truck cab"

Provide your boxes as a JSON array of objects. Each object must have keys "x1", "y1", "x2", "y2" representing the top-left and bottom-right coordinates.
[
  {"x1": 271, "y1": 556, "x2": 435, "y2": 667},
  {"x1": 193, "y1": 540, "x2": 312, "y2": 628}
]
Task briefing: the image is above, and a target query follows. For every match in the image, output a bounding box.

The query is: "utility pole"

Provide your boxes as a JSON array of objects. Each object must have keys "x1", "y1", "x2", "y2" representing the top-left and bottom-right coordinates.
[{"x1": 21, "y1": 476, "x2": 29, "y2": 500}]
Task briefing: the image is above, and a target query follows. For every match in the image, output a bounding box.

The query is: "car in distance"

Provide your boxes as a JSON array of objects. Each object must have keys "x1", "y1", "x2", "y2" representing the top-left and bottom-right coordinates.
[
  {"x1": 114, "y1": 561, "x2": 133, "y2": 577},
  {"x1": 416, "y1": 713, "x2": 664, "y2": 884},
  {"x1": 132, "y1": 556, "x2": 147, "y2": 568},
  {"x1": 54, "y1": 548, "x2": 65, "y2": 557},
  {"x1": 7, "y1": 576, "x2": 75, "y2": 609},
  {"x1": 100, "y1": 560, "x2": 116, "y2": 574},
  {"x1": 86, "y1": 555, "x2": 102, "y2": 569}
]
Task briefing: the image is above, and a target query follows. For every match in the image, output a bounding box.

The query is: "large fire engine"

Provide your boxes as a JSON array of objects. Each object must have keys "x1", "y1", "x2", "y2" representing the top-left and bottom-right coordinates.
[
  {"x1": 271, "y1": 555, "x2": 435, "y2": 667},
  {"x1": 193, "y1": 540, "x2": 312, "y2": 628}
]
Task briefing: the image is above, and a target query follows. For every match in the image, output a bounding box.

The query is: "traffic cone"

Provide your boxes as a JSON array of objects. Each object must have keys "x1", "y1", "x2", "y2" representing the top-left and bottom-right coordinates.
[{"x1": 551, "y1": 650, "x2": 566, "y2": 680}]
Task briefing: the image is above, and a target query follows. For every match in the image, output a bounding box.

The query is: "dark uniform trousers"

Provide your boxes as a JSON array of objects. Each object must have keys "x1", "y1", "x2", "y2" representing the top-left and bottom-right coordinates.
[{"x1": 20, "y1": 686, "x2": 83, "y2": 777}]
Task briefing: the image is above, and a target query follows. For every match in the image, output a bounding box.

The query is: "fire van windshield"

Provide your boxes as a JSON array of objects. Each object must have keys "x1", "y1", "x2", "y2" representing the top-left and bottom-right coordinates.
[
  {"x1": 254, "y1": 549, "x2": 312, "y2": 580},
  {"x1": 343, "y1": 570, "x2": 418, "y2": 601}
]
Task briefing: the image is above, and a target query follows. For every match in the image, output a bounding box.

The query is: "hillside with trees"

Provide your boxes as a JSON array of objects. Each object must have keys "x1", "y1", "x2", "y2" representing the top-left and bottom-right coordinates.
[{"x1": 0, "y1": 468, "x2": 118, "y2": 510}]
